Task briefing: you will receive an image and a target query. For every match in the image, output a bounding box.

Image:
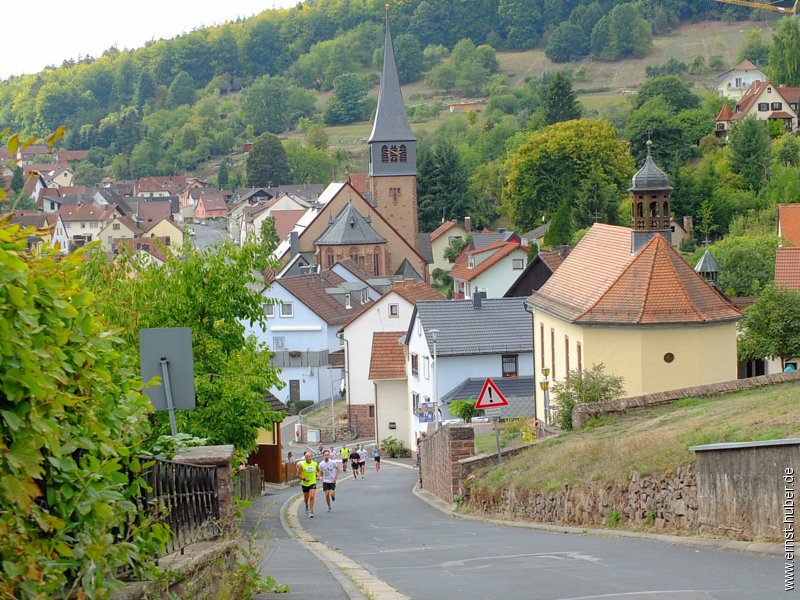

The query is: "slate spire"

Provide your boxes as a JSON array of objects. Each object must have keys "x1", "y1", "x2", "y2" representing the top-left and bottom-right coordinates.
[{"x1": 368, "y1": 9, "x2": 416, "y2": 143}]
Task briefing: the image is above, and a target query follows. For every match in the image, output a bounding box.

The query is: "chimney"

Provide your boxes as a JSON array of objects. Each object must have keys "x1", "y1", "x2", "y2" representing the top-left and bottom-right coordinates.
[
  {"x1": 683, "y1": 215, "x2": 693, "y2": 233},
  {"x1": 558, "y1": 245, "x2": 571, "y2": 259},
  {"x1": 289, "y1": 231, "x2": 299, "y2": 257},
  {"x1": 497, "y1": 227, "x2": 506, "y2": 234},
  {"x1": 472, "y1": 289, "x2": 486, "y2": 309},
  {"x1": 464, "y1": 216, "x2": 472, "y2": 233}
]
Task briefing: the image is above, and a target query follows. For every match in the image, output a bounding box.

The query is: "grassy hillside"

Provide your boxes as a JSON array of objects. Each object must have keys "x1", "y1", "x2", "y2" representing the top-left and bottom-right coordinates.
[{"x1": 469, "y1": 380, "x2": 800, "y2": 494}]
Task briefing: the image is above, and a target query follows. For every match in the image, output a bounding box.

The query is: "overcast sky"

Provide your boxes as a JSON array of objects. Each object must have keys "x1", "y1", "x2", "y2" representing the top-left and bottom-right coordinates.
[{"x1": 2, "y1": 1, "x2": 298, "y2": 79}]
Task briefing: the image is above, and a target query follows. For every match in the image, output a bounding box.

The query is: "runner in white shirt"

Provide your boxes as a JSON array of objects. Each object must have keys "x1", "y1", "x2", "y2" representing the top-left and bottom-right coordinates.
[{"x1": 318, "y1": 449, "x2": 339, "y2": 513}]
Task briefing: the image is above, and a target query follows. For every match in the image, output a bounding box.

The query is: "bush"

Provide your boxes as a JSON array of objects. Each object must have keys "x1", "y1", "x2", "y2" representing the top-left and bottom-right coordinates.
[
  {"x1": 501, "y1": 417, "x2": 536, "y2": 442},
  {"x1": 551, "y1": 364, "x2": 625, "y2": 431},
  {"x1": 449, "y1": 400, "x2": 484, "y2": 423},
  {"x1": 380, "y1": 437, "x2": 410, "y2": 458}
]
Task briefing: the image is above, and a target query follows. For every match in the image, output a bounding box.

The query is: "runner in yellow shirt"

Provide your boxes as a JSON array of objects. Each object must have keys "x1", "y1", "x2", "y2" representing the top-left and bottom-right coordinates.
[
  {"x1": 296, "y1": 451, "x2": 320, "y2": 518},
  {"x1": 340, "y1": 445, "x2": 349, "y2": 473}
]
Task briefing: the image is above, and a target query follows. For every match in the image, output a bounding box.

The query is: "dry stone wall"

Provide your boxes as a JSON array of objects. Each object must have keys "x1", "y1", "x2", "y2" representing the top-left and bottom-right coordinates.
[{"x1": 463, "y1": 466, "x2": 698, "y2": 532}]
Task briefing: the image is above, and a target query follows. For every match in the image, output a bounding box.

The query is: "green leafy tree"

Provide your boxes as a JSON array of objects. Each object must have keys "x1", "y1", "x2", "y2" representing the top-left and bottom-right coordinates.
[
  {"x1": 468, "y1": 161, "x2": 504, "y2": 229},
  {"x1": 394, "y1": 34, "x2": 424, "y2": 84},
  {"x1": 242, "y1": 75, "x2": 289, "y2": 135},
  {"x1": 542, "y1": 199, "x2": 573, "y2": 247},
  {"x1": 10, "y1": 166, "x2": 23, "y2": 193},
  {"x1": 545, "y1": 22, "x2": 590, "y2": 62},
  {"x1": 449, "y1": 400, "x2": 483, "y2": 423},
  {"x1": 166, "y1": 70, "x2": 196, "y2": 108},
  {"x1": 624, "y1": 97, "x2": 692, "y2": 170},
  {"x1": 217, "y1": 157, "x2": 230, "y2": 188},
  {"x1": 634, "y1": 75, "x2": 700, "y2": 112},
  {"x1": 738, "y1": 28, "x2": 771, "y2": 67},
  {"x1": 443, "y1": 235, "x2": 471, "y2": 262},
  {"x1": 135, "y1": 69, "x2": 157, "y2": 108},
  {"x1": 324, "y1": 73, "x2": 370, "y2": 125},
  {"x1": 246, "y1": 132, "x2": 292, "y2": 186},
  {"x1": 543, "y1": 71, "x2": 581, "y2": 125},
  {"x1": 774, "y1": 134, "x2": 800, "y2": 167},
  {"x1": 284, "y1": 140, "x2": 334, "y2": 185},
  {"x1": 83, "y1": 236, "x2": 284, "y2": 455},
  {"x1": 72, "y1": 161, "x2": 105, "y2": 186},
  {"x1": 417, "y1": 140, "x2": 471, "y2": 232},
  {"x1": 591, "y1": 3, "x2": 652, "y2": 60},
  {"x1": 729, "y1": 116, "x2": 770, "y2": 191},
  {"x1": 770, "y1": 18, "x2": 800, "y2": 86},
  {"x1": 691, "y1": 234, "x2": 779, "y2": 297},
  {"x1": 0, "y1": 220, "x2": 166, "y2": 597},
  {"x1": 498, "y1": 0, "x2": 542, "y2": 49},
  {"x1": 551, "y1": 364, "x2": 625, "y2": 431},
  {"x1": 305, "y1": 125, "x2": 328, "y2": 150},
  {"x1": 738, "y1": 285, "x2": 800, "y2": 367},
  {"x1": 502, "y1": 119, "x2": 634, "y2": 231}
]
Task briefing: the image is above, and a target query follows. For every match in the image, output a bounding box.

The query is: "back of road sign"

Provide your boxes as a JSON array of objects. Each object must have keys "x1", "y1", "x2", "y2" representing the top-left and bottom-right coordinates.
[{"x1": 475, "y1": 377, "x2": 509, "y2": 409}]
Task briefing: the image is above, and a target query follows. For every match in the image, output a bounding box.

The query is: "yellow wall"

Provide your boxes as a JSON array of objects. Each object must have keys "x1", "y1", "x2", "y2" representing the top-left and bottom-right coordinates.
[
  {"x1": 148, "y1": 220, "x2": 184, "y2": 253},
  {"x1": 256, "y1": 426, "x2": 278, "y2": 445},
  {"x1": 533, "y1": 309, "x2": 739, "y2": 419}
]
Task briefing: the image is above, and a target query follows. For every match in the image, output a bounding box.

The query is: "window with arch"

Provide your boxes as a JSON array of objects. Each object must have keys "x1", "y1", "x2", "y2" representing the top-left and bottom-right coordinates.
[
  {"x1": 663, "y1": 201, "x2": 669, "y2": 218},
  {"x1": 349, "y1": 247, "x2": 359, "y2": 262},
  {"x1": 373, "y1": 249, "x2": 380, "y2": 275},
  {"x1": 326, "y1": 248, "x2": 334, "y2": 268},
  {"x1": 399, "y1": 144, "x2": 407, "y2": 162},
  {"x1": 649, "y1": 202, "x2": 659, "y2": 218},
  {"x1": 636, "y1": 203, "x2": 644, "y2": 218},
  {"x1": 381, "y1": 145, "x2": 388, "y2": 163}
]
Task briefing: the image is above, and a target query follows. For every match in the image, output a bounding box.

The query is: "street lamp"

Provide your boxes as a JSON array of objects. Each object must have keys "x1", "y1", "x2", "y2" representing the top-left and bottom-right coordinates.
[
  {"x1": 429, "y1": 329, "x2": 440, "y2": 428},
  {"x1": 539, "y1": 367, "x2": 551, "y2": 426}
]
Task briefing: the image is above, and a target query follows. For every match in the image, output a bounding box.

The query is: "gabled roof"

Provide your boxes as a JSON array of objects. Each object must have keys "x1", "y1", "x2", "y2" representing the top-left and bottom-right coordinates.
[
  {"x1": 577, "y1": 235, "x2": 741, "y2": 325},
  {"x1": 60, "y1": 202, "x2": 118, "y2": 222},
  {"x1": 368, "y1": 16, "x2": 415, "y2": 143},
  {"x1": 272, "y1": 210, "x2": 307, "y2": 240},
  {"x1": 715, "y1": 104, "x2": 734, "y2": 122},
  {"x1": 450, "y1": 241, "x2": 526, "y2": 283},
  {"x1": 369, "y1": 332, "x2": 407, "y2": 380},
  {"x1": 441, "y1": 376, "x2": 535, "y2": 403},
  {"x1": 775, "y1": 247, "x2": 800, "y2": 290},
  {"x1": 333, "y1": 257, "x2": 374, "y2": 282},
  {"x1": 411, "y1": 297, "x2": 532, "y2": 357},
  {"x1": 394, "y1": 258, "x2": 423, "y2": 281},
  {"x1": 779, "y1": 204, "x2": 800, "y2": 246},
  {"x1": 416, "y1": 232, "x2": 433, "y2": 263},
  {"x1": 277, "y1": 271, "x2": 370, "y2": 325},
  {"x1": 429, "y1": 220, "x2": 462, "y2": 242},
  {"x1": 197, "y1": 194, "x2": 228, "y2": 212},
  {"x1": 315, "y1": 203, "x2": 386, "y2": 246},
  {"x1": 736, "y1": 59, "x2": 759, "y2": 70},
  {"x1": 391, "y1": 280, "x2": 445, "y2": 304},
  {"x1": 9, "y1": 211, "x2": 56, "y2": 231},
  {"x1": 471, "y1": 230, "x2": 519, "y2": 250},
  {"x1": 694, "y1": 249, "x2": 721, "y2": 274},
  {"x1": 135, "y1": 201, "x2": 172, "y2": 228}
]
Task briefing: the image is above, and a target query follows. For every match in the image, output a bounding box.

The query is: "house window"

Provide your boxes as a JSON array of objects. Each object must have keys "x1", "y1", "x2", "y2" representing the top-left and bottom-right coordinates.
[
  {"x1": 262, "y1": 303, "x2": 275, "y2": 318},
  {"x1": 113, "y1": 223, "x2": 120, "y2": 231},
  {"x1": 468, "y1": 256, "x2": 475, "y2": 268},
  {"x1": 368, "y1": 405, "x2": 375, "y2": 417},
  {"x1": 373, "y1": 250, "x2": 380, "y2": 275},
  {"x1": 512, "y1": 258, "x2": 524, "y2": 270},
  {"x1": 758, "y1": 102, "x2": 769, "y2": 111},
  {"x1": 107, "y1": 236, "x2": 112, "y2": 245},
  {"x1": 389, "y1": 303, "x2": 399, "y2": 317},
  {"x1": 381, "y1": 145, "x2": 389, "y2": 162},
  {"x1": 465, "y1": 282, "x2": 471, "y2": 297},
  {"x1": 502, "y1": 354, "x2": 518, "y2": 378},
  {"x1": 448, "y1": 235, "x2": 462, "y2": 244},
  {"x1": 424, "y1": 356, "x2": 430, "y2": 379},
  {"x1": 399, "y1": 144, "x2": 407, "y2": 162},
  {"x1": 273, "y1": 336, "x2": 285, "y2": 350},
  {"x1": 81, "y1": 222, "x2": 86, "y2": 229},
  {"x1": 411, "y1": 353, "x2": 419, "y2": 378},
  {"x1": 326, "y1": 248, "x2": 334, "y2": 268},
  {"x1": 412, "y1": 392, "x2": 420, "y2": 413},
  {"x1": 345, "y1": 293, "x2": 351, "y2": 309},
  {"x1": 349, "y1": 247, "x2": 359, "y2": 262},
  {"x1": 50, "y1": 201, "x2": 57, "y2": 210},
  {"x1": 735, "y1": 77, "x2": 743, "y2": 88},
  {"x1": 280, "y1": 302, "x2": 294, "y2": 317},
  {"x1": 772, "y1": 102, "x2": 783, "y2": 110},
  {"x1": 65, "y1": 222, "x2": 71, "y2": 229}
]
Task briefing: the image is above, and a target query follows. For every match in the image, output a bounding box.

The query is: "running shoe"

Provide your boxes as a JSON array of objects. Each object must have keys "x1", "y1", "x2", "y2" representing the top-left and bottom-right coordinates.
[
  {"x1": 327, "y1": 507, "x2": 332, "y2": 513},
  {"x1": 309, "y1": 512, "x2": 314, "y2": 518}
]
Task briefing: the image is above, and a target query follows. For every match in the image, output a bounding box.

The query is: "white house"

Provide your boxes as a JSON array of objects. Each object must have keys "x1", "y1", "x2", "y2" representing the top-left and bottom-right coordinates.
[
  {"x1": 339, "y1": 280, "x2": 445, "y2": 447},
  {"x1": 716, "y1": 59, "x2": 767, "y2": 100},
  {"x1": 405, "y1": 293, "x2": 534, "y2": 449},
  {"x1": 450, "y1": 240, "x2": 529, "y2": 299}
]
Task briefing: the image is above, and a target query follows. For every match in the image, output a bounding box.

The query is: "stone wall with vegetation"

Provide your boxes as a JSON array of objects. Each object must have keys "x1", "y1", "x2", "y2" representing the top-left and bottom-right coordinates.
[
  {"x1": 573, "y1": 371, "x2": 800, "y2": 429},
  {"x1": 419, "y1": 425, "x2": 475, "y2": 504},
  {"x1": 463, "y1": 466, "x2": 698, "y2": 531}
]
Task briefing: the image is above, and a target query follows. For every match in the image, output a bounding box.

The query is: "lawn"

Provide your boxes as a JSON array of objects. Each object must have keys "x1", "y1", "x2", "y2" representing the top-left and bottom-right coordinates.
[{"x1": 469, "y1": 380, "x2": 800, "y2": 494}]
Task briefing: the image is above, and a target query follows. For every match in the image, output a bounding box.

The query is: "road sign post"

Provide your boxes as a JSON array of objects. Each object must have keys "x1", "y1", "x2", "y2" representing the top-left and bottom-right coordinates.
[{"x1": 475, "y1": 378, "x2": 509, "y2": 465}]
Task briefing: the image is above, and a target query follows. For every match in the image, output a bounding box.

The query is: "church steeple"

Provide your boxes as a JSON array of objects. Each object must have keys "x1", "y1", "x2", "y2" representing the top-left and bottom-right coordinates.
[{"x1": 368, "y1": 6, "x2": 419, "y2": 251}]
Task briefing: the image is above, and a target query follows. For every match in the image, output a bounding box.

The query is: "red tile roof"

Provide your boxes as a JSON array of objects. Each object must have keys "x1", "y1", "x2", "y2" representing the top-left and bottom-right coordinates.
[
  {"x1": 770, "y1": 111, "x2": 794, "y2": 119},
  {"x1": 779, "y1": 204, "x2": 800, "y2": 246},
  {"x1": 347, "y1": 173, "x2": 369, "y2": 194},
  {"x1": 715, "y1": 104, "x2": 734, "y2": 121},
  {"x1": 272, "y1": 209, "x2": 307, "y2": 240},
  {"x1": 278, "y1": 271, "x2": 370, "y2": 325},
  {"x1": 578, "y1": 235, "x2": 742, "y2": 324},
  {"x1": 391, "y1": 280, "x2": 446, "y2": 303},
  {"x1": 775, "y1": 247, "x2": 800, "y2": 290},
  {"x1": 135, "y1": 201, "x2": 172, "y2": 228},
  {"x1": 197, "y1": 194, "x2": 228, "y2": 213},
  {"x1": 60, "y1": 203, "x2": 117, "y2": 222},
  {"x1": 736, "y1": 59, "x2": 758, "y2": 70},
  {"x1": 368, "y1": 332, "x2": 407, "y2": 380},
  {"x1": 429, "y1": 220, "x2": 460, "y2": 242},
  {"x1": 450, "y1": 241, "x2": 526, "y2": 282},
  {"x1": 538, "y1": 250, "x2": 564, "y2": 272},
  {"x1": 734, "y1": 80, "x2": 769, "y2": 117}
]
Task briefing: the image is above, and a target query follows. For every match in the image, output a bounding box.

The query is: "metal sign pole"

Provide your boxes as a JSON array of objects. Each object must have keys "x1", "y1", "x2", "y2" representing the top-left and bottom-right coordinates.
[
  {"x1": 160, "y1": 358, "x2": 178, "y2": 437},
  {"x1": 493, "y1": 416, "x2": 502, "y2": 464}
]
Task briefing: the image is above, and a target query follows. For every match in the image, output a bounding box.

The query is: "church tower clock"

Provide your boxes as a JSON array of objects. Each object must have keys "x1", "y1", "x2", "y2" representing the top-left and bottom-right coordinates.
[{"x1": 368, "y1": 9, "x2": 418, "y2": 250}]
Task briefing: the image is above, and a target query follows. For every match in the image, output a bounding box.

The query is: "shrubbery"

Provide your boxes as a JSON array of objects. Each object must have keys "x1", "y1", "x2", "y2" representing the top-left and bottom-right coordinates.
[
  {"x1": 551, "y1": 364, "x2": 625, "y2": 431},
  {"x1": 380, "y1": 437, "x2": 410, "y2": 458}
]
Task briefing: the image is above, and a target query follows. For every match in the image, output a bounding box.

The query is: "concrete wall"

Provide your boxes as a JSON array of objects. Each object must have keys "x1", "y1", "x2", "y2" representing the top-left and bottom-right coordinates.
[
  {"x1": 573, "y1": 371, "x2": 800, "y2": 429},
  {"x1": 419, "y1": 424, "x2": 475, "y2": 504},
  {"x1": 693, "y1": 439, "x2": 800, "y2": 540}
]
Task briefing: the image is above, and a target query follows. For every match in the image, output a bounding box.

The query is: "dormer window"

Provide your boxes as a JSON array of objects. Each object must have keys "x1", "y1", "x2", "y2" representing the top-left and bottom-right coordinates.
[
  {"x1": 468, "y1": 256, "x2": 475, "y2": 268},
  {"x1": 345, "y1": 293, "x2": 351, "y2": 309},
  {"x1": 361, "y1": 289, "x2": 368, "y2": 303}
]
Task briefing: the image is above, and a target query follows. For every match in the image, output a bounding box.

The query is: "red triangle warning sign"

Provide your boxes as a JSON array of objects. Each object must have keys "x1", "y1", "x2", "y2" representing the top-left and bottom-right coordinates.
[{"x1": 475, "y1": 377, "x2": 509, "y2": 409}]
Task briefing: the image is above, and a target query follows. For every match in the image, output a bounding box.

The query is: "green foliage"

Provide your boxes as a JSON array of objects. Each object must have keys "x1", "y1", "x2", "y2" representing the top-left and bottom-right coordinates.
[
  {"x1": 380, "y1": 437, "x2": 410, "y2": 458},
  {"x1": 426, "y1": 39, "x2": 496, "y2": 96},
  {"x1": 769, "y1": 18, "x2": 800, "y2": 86},
  {"x1": 305, "y1": 125, "x2": 328, "y2": 150},
  {"x1": 217, "y1": 157, "x2": 230, "y2": 188},
  {"x1": 167, "y1": 71, "x2": 196, "y2": 108},
  {"x1": 645, "y1": 57, "x2": 687, "y2": 79},
  {"x1": 634, "y1": 75, "x2": 699, "y2": 113},
  {"x1": 394, "y1": 34, "x2": 424, "y2": 84},
  {"x1": 501, "y1": 417, "x2": 536, "y2": 442},
  {"x1": 284, "y1": 140, "x2": 334, "y2": 185},
  {"x1": 709, "y1": 55, "x2": 725, "y2": 70},
  {"x1": 72, "y1": 161, "x2": 105, "y2": 186},
  {"x1": 246, "y1": 132, "x2": 292, "y2": 187},
  {"x1": 690, "y1": 234, "x2": 779, "y2": 297},
  {"x1": 591, "y1": 3, "x2": 653, "y2": 61},
  {"x1": 82, "y1": 235, "x2": 284, "y2": 456},
  {"x1": 606, "y1": 509, "x2": 622, "y2": 527},
  {"x1": 422, "y1": 44, "x2": 449, "y2": 70},
  {"x1": 449, "y1": 400, "x2": 484, "y2": 423},
  {"x1": 738, "y1": 285, "x2": 800, "y2": 364},
  {"x1": 503, "y1": 119, "x2": 634, "y2": 231},
  {"x1": 543, "y1": 200, "x2": 572, "y2": 247},
  {"x1": 738, "y1": 28, "x2": 770, "y2": 67},
  {"x1": 545, "y1": 22, "x2": 590, "y2": 62},
  {"x1": 542, "y1": 71, "x2": 581, "y2": 125},
  {"x1": 10, "y1": 166, "x2": 23, "y2": 193},
  {"x1": 729, "y1": 116, "x2": 770, "y2": 192},
  {"x1": 417, "y1": 140, "x2": 471, "y2": 232},
  {"x1": 624, "y1": 97, "x2": 692, "y2": 171},
  {"x1": 324, "y1": 73, "x2": 371, "y2": 125},
  {"x1": 443, "y1": 235, "x2": 471, "y2": 262},
  {"x1": 0, "y1": 220, "x2": 167, "y2": 597},
  {"x1": 552, "y1": 364, "x2": 625, "y2": 431}
]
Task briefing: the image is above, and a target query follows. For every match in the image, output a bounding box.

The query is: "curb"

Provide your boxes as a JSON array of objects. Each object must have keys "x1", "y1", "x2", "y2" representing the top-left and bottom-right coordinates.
[
  {"x1": 280, "y1": 492, "x2": 410, "y2": 600},
  {"x1": 411, "y1": 483, "x2": 783, "y2": 557}
]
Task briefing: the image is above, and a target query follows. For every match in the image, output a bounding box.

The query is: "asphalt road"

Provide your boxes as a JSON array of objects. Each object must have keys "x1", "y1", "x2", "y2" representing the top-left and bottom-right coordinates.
[
  {"x1": 300, "y1": 462, "x2": 788, "y2": 600},
  {"x1": 190, "y1": 222, "x2": 227, "y2": 250}
]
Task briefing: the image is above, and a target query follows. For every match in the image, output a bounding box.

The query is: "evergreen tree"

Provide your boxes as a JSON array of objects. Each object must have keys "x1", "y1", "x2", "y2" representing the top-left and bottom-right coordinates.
[
  {"x1": 246, "y1": 132, "x2": 292, "y2": 187},
  {"x1": 769, "y1": 17, "x2": 800, "y2": 87},
  {"x1": 166, "y1": 71, "x2": 196, "y2": 108},
  {"x1": 218, "y1": 158, "x2": 230, "y2": 188},
  {"x1": 543, "y1": 71, "x2": 581, "y2": 125},
  {"x1": 135, "y1": 69, "x2": 156, "y2": 108},
  {"x1": 729, "y1": 116, "x2": 770, "y2": 192},
  {"x1": 543, "y1": 200, "x2": 573, "y2": 247},
  {"x1": 11, "y1": 166, "x2": 24, "y2": 193},
  {"x1": 416, "y1": 141, "x2": 470, "y2": 232}
]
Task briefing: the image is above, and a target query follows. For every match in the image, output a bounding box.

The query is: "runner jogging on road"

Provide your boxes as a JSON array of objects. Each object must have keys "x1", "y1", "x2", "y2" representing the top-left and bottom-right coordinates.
[
  {"x1": 358, "y1": 444, "x2": 367, "y2": 478},
  {"x1": 340, "y1": 445, "x2": 349, "y2": 473},
  {"x1": 319, "y1": 450, "x2": 339, "y2": 512},
  {"x1": 372, "y1": 445, "x2": 381, "y2": 472},
  {"x1": 350, "y1": 447, "x2": 360, "y2": 479},
  {"x1": 296, "y1": 451, "x2": 320, "y2": 518}
]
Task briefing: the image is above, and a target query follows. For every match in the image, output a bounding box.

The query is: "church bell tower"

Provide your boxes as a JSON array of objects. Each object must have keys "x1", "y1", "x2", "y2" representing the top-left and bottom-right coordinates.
[{"x1": 368, "y1": 8, "x2": 418, "y2": 249}]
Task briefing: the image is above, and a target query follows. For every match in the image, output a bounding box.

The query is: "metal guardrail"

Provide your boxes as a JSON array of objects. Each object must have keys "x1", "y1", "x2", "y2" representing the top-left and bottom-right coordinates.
[{"x1": 141, "y1": 458, "x2": 220, "y2": 555}]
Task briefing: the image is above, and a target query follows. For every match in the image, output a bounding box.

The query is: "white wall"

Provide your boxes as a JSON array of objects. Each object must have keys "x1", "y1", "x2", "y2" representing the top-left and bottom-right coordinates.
[
  {"x1": 375, "y1": 379, "x2": 411, "y2": 449},
  {"x1": 471, "y1": 248, "x2": 528, "y2": 298}
]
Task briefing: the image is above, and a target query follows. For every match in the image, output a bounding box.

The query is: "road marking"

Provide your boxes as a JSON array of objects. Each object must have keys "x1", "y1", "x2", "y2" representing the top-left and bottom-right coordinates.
[
  {"x1": 438, "y1": 551, "x2": 604, "y2": 569},
  {"x1": 555, "y1": 592, "x2": 718, "y2": 600}
]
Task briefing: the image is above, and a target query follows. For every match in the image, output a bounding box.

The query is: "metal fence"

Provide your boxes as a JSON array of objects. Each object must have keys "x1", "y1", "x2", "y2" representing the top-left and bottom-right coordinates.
[
  {"x1": 233, "y1": 465, "x2": 262, "y2": 501},
  {"x1": 141, "y1": 458, "x2": 220, "y2": 555}
]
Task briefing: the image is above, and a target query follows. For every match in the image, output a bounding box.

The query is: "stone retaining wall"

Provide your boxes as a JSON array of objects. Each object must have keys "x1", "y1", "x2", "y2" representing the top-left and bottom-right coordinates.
[
  {"x1": 573, "y1": 372, "x2": 800, "y2": 430},
  {"x1": 419, "y1": 424, "x2": 475, "y2": 504},
  {"x1": 463, "y1": 466, "x2": 698, "y2": 532}
]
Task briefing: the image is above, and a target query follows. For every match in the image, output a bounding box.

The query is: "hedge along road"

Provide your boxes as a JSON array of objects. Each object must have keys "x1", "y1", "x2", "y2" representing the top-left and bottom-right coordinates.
[{"x1": 298, "y1": 460, "x2": 785, "y2": 600}]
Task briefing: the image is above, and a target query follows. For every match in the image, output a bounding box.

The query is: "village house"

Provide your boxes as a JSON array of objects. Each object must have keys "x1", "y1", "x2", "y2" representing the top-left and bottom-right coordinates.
[
  {"x1": 716, "y1": 59, "x2": 767, "y2": 100},
  {"x1": 427, "y1": 218, "x2": 469, "y2": 277},
  {"x1": 450, "y1": 239, "x2": 529, "y2": 299},
  {"x1": 59, "y1": 202, "x2": 121, "y2": 249},
  {"x1": 715, "y1": 80, "x2": 800, "y2": 137},
  {"x1": 8, "y1": 211, "x2": 69, "y2": 254}
]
